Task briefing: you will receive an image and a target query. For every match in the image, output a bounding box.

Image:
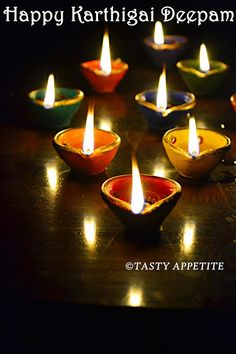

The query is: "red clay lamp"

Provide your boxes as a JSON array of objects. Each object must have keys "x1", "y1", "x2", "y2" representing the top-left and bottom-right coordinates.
[
  {"x1": 80, "y1": 29, "x2": 128, "y2": 93},
  {"x1": 101, "y1": 155, "x2": 181, "y2": 232}
]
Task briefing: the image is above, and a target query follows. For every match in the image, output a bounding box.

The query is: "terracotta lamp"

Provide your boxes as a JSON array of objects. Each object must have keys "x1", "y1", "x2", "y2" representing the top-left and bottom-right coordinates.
[
  {"x1": 101, "y1": 155, "x2": 181, "y2": 232},
  {"x1": 53, "y1": 102, "x2": 121, "y2": 175},
  {"x1": 81, "y1": 29, "x2": 128, "y2": 93}
]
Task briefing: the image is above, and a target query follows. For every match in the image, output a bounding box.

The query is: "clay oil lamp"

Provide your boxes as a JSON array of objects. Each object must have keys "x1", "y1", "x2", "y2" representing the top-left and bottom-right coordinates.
[
  {"x1": 28, "y1": 74, "x2": 84, "y2": 129},
  {"x1": 162, "y1": 116, "x2": 231, "y2": 179},
  {"x1": 53, "y1": 101, "x2": 121, "y2": 175},
  {"x1": 135, "y1": 66, "x2": 195, "y2": 129},
  {"x1": 144, "y1": 21, "x2": 187, "y2": 68},
  {"x1": 101, "y1": 155, "x2": 181, "y2": 233},
  {"x1": 177, "y1": 43, "x2": 229, "y2": 96},
  {"x1": 80, "y1": 29, "x2": 128, "y2": 93}
]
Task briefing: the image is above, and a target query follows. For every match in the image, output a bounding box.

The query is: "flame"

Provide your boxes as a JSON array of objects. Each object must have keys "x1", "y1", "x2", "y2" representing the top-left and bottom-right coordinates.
[
  {"x1": 182, "y1": 221, "x2": 195, "y2": 253},
  {"x1": 156, "y1": 67, "x2": 167, "y2": 112},
  {"x1": 82, "y1": 102, "x2": 95, "y2": 156},
  {"x1": 188, "y1": 117, "x2": 200, "y2": 157},
  {"x1": 44, "y1": 74, "x2": 55, "y2": 109},
  {"x1": 83, "y1": 216, "x2": 96, "y2": 249},
  {"x1": 100, "y1": 29, "x2": 112, "y2": 75},
  {"x1": 199, "y1": 43, "x2": 210, "y2": 72},
  {"x1": 131, "y1": 155, "x2": 145, "y2": 214},
  {"x1": 154, "y1": 21, "x2": 164, "y2": 45}
]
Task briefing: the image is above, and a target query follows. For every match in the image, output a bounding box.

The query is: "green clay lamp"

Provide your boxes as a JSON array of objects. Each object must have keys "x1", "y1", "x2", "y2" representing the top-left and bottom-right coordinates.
[
  {"x1": 177, "y1": 43, "x2": 229, "y2": 96},
  {"x1": 28, "y1": 74, "x2": 84, "y2": 130}
]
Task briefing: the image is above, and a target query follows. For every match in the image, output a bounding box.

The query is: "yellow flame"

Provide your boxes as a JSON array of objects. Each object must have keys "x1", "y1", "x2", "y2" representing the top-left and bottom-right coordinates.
[
  {"x1": 199, "y1": 43, "x2": 210, "y2": 72},
  {"x1": 182, "y1": 222, "x2": 195, "y2": 253},
  {"x1": 100, "y1": 29, "x2": 112, "y2": 75},
  {"x1": 83, "y1": 216, "x2": 96, "y2": 249},
  {"x1": 188, "y1": 117, "x2": 199, "y2": 157},
  {"x1": 154, "y1": 21, "x2": 164, "y2": 45},
  {"x1": 44, "y1": 74, "x2": 55, "y2": 109},
  {"x1": 156, "y1": 67, "x2": 167, "y2": 112},
  {"x1": 46, "y1": 165, "x2": 58, "y2": 193},
  {"x1": 128, "y1": 287, "x2": 143, "y2": 307},
  {"x1": 131, "y1": 155, "x2": 145, "y2": 214},
  {"x1": 82, "y1": 102, "x2": 95, "y2": 156}
]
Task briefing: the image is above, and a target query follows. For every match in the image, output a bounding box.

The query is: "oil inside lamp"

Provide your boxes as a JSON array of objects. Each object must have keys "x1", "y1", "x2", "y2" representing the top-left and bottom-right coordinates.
[
  {"x1": 100, "y1": 29, "x2": 112, "y2": 75},
  {"x1": 131, "y1": 155, "x2": 145, "y2": 214},
  {"x1": 156, "y1": 66, "x2": 168, "y2": 113},
  {"x1": 188, "y1": 116, "x2": 200, "y2": 158},
  {"x1": 44, "y1": 74, "x2": 55, "y2": 109},
  {"x1": 199, "y1": 43, "x2": 210, "y2": 73},
  {"x1": 82, "y1": 102, "x2": 95, "y2": 156},
  {"x1": 154, "y1": 21, "x2": 164, "y2": 45}
]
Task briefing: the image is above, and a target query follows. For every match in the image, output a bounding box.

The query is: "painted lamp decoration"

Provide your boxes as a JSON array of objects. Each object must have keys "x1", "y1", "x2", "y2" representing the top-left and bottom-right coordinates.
[
  {"x1": 80, "y1": 29, "x2": 128, "y2": 93},
  {"x1": 177, "y1": 43, "x2": 229, "y2": 96},
  {"x1": 28, "y1": 74, "x2": 84, "y2": 129},
  {"x1": 135, "y1": 66, "x2": 195, "y2": 129},
  {"x1": 144, "y1": 21, "x2": 187, "y2": 68},
  {"x1": 101, "y1": 154, "x2": 181, "y2": 233},
  {"x1": 162, "y1": 116, "x2": 231, "y2": 179},
  {"x1": 53, "y1": 101, "x2": 121, "y2": 175}
]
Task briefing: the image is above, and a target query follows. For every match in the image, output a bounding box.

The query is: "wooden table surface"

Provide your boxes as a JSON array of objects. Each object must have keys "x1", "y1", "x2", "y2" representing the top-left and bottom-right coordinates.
[{"x1": 1, "y1": 65, "x2": 236, "y2": 313}]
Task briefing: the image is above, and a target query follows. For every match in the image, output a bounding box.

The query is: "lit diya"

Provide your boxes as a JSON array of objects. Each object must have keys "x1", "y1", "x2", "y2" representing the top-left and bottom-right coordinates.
[
  {"x1": 135, "y1": 66, "x2": 195, "y2": 129},
  {"x1": 177, "y1": 43, "x2": 229, "y2": 96},
  {"x1": 28, "y1": 74, "x2": 84, "y2": 129},
  {"x1": 53, "y1": 101, "x2": 121, "y2": 175},
  {"x1": 101, "y1": 154, "x2": 181, "y2": 232},
  {"x1": 144, "y1": 21, "x2": 187, "y2": 68},
  {"x1": 80, "y1": 28, "x2": 128, "y2": 93},
  {"x1": 162, "y1": 116, "x2": 231, "y2": 179}
]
